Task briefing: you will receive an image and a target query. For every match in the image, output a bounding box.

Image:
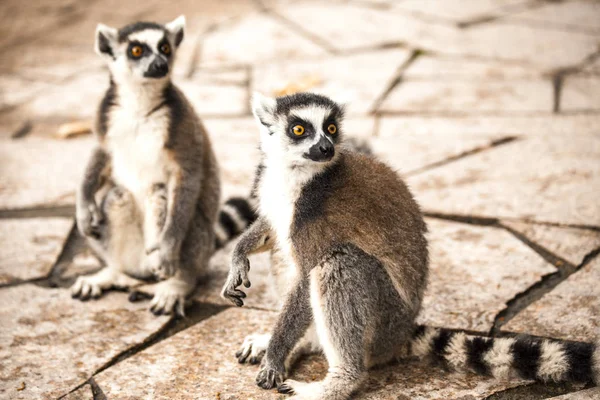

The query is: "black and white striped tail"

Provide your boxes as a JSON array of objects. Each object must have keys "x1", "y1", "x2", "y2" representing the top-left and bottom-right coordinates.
[
  {"x1": 214, "y1": 197, "x2": 257, "y2": 249},
  {"x1": 412, "y1": 326, "x2": 600, "y2": 384}
]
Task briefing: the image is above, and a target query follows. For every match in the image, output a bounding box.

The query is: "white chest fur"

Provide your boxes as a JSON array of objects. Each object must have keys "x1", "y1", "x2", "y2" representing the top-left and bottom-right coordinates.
[
  {"x1": 258, "y1": 161, "x2": 321, "y2": 268},
  {"x1": 107, "y1": 107, "x2": 173, "y2": 208}
]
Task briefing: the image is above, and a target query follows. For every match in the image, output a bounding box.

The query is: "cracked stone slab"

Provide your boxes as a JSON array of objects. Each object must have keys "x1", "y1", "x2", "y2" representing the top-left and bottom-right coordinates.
[
  {"x1": 550, "y1": 388, "x2": 600, "y2": 399},
  {"x1": 0, "y1": 137, "x2": 94, "y2": 210},
  {"x1": 184, "y1": 67, "x2": 248, "y2": 86},
  {"x1": 583, "y1": 57, "x2": 600, "y2": 74},
  {"x1": 373, "y1": 114, "x2": 600, "y2": 137},
  {"x1": 0, "y1": 75, "x2": 54, "y2": 110},
  {"x1": 0, "y1": 0, "x2": 82, "y2": 51},
  {"x1": 25, "y1": 71, "x2": 108, "y2": 119},
  {"x1": 418, "y1": 218, "x2": 556, "y2": 332},
  {"x1": 253, "y1": 48, "x2": 412, "y2": 114},
  {"x1": 454, "y1": 22, "x2": 600, "y2": 71},
  {"x1": 0, "y1": 285, "x2": 169, "y2": 400},
  {"x1": 380, "y1": 79, "x2": 553, "y2": 115},
  {"x1": 408, "y1": 133, "x2": 600, "y2": 226},
  {"x1": 62, "y1": 384, "x2": 93, "y2": 400},
  {"x1": 402, "y1": 55, "x2": 538, "y2": 80},
  {"x1": 0, "y1": 218, "x2": 73, "y2": 284},
  {"x1": 200, "y1": 12, "x2": 327, "y2": 68},
  {"x1": 276, "y1": 3, "x2": 456, "y2": 53},
  {"x1": 394, "y1": 0, "x2": 530, "y2": 24},
  {"x1": 95, "y1": 307, "x2": 528, "y2": 399},
  {"x1": 502, "y1": 221, "x2": 600, "y2": 266},
  {"x1": 502, "y1": 256, "x2": 600, "y2": 342},
  {"x1": 561, "y1": 75, "x2": 600, "y2": 112},
  {"x1": 276, "y1": 2, "x2": 599, "y2": 70},
  {"x1": 178, "y1": 80, "x2": 248, "y2": 117},
  {"x1": 507, "y1": 0, "x2": 600, "y2": 35},
  {"x1": 371, "y1": 117, "x2": 512, "y2": 174}
]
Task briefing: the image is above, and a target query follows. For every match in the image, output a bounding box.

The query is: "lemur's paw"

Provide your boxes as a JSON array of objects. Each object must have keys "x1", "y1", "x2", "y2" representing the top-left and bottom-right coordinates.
[
  {"x1": 220, "y1": 256, "x2": 251, "y2": 307},
  {"x1": 256, "y1": 364, "x2": 284, "y2": 389},
  {"x1": 148, "y1": 278, "x2": 192, "y2": 317},
  {"x1": 76, "y1": 202, "x2": 103, "y2": 239},
  {"x1": 236, "y1": 333, "x2": 270, "y2": 364},
  {"x1": 278, "y1": 381, "x2": 322, "y2": 399},
  {"x1": 142, "y1": 250, "x2": 162, "y2": 276},
  {"x1": 71, "y1": 275, "x2": 104, "y2": 300},
  {"x1": 145, "y1": 246, "x2": 179, "y2": 280}
]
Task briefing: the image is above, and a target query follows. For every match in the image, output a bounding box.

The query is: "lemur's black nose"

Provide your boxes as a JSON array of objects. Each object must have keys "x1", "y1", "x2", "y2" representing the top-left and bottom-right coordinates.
[
  {"x1": 145, "y1": 57, "x2": 169, "y2": 78},
  {"x1": 320, "y1": 145, "x2": 332, "y2": 155},
  {"x1": 306, "y1": 136, "x2": 335, "y2": 162}
]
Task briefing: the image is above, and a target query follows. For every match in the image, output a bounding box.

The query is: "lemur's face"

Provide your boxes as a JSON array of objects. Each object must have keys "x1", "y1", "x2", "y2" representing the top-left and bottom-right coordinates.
[
  {"x1": 252, "y1": 92, "x2": 345, "y2": 167},
  {"x1": 94, "y1": 17, "x2": 185, "y2": 83}
]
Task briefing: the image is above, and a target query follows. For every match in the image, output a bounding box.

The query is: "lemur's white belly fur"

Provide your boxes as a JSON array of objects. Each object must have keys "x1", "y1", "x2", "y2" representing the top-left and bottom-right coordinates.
[
  {"x1": 107, "y1": 108, "x2": 173, "y2": 210},
  {"x1": 258, "y1": 161, "x2": 323, "y2": 272}
]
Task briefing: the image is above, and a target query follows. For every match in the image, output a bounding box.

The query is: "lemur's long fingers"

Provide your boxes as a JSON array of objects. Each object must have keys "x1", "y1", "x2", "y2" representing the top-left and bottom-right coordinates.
[
  {"x1": 238, "y1": 344, "x2": 252, "y2": 363},
  {"x1": 175, "y1": 298, "x2": 186, "y2": 317},
  {"x1": 242, "y1": 277, "x2": 251, "y2": 288},
  {"x1": 241, "y1": 260, "x2": 251, "y2": 288},
  {"x1": 71, "y1": 278, "x2": 83, "y2": 298},
  {"x1": 128, "y1": 290, "x2": 153, "y2": 302}
]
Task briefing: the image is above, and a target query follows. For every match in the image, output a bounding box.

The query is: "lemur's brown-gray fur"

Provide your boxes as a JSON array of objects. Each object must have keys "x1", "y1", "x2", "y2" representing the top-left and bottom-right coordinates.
[
  {"x1": 222, "y1": 92, "x2": 600, "y2": 399},
  {"x1": 72, "y1": 16, "x2": 224, "y2": 316}
]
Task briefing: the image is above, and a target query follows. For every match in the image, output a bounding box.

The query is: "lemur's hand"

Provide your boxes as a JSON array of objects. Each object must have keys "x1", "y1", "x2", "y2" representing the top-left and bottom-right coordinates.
[
  {"x1": 256, "y1": 359, "x2": 285, "y2": 390},
  {"x1": 76, "y1": 201, "x2": 102, "y2": 238},
  {"x1": 221, "y1": 255, "x2": 251, "y2": 307},
  {"x1": 145, "y1": 242, "x2": 179, "y2": 280}
]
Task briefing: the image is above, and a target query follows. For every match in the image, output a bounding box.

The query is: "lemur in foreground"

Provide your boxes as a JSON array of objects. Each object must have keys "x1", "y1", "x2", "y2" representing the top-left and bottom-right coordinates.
[
  {"x1": 71, "y1": 16, "x2": 254, "y2": 316},
  {"x1": 222, "y1": 93, "x2": 600, "y2": 399}
]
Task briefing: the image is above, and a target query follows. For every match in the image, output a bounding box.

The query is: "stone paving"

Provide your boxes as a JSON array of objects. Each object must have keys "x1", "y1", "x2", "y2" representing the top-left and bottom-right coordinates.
[{"x1": 1, "y1": 0, "x2": 599, "y2": 399}]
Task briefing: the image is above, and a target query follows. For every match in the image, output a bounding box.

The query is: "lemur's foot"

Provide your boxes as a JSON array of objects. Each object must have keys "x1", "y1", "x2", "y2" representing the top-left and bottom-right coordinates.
[
  {"x1": 278, "y1": 380, "x2": 323, "y2": 399},
  {"x1": 132, "y1": 277, "x2": 194, "y2": 316},
  {"x1": 256, "y1": 363, "x2": 285, "y2": 389},
  {"x1": 71, "y1": 268, "x2": 140, "y2": 300},
  {"x1": 236, "y1": 333, "x2": 271, "y2": 364}
]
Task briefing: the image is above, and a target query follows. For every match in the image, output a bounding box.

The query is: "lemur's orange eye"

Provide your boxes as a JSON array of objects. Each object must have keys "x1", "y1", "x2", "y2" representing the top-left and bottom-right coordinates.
[
  {"x1": 160, "y1": 43, "x2": 171, "y2": 55},
  {"x1": 292, "y1": 125, "x2": 305, "y2": 136},
  {"x1": 130, "y1": 46, "x2": 143, "y2": 58},
  {"x1": 327, "y1": 124, "x2": 337, "y2": 134}
]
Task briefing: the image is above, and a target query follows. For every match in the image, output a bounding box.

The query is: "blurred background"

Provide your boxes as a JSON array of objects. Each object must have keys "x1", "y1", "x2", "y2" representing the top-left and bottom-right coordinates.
[{"x1": 0, "y1": 1, "x2": 599, "y2": 399}]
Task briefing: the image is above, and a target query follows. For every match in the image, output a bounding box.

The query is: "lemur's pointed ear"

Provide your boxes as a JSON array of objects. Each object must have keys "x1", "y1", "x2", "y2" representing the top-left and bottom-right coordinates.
[
  {"x1": 251, "y1": 92, "x2": 277, "y2": 127},
  {"x1": 165, "y1": 15, "x2": 185, "y2": 47},
  {"x1": 95, "y1": 24, "x2": 118, "y2": 59}
]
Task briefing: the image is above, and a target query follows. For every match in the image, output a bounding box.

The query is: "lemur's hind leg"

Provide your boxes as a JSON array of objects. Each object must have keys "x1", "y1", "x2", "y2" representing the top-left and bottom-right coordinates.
[
  {"x1": 141, "y1": 208, "x2": 215, "y2": 316},
  {"x1": 280, "y1": 244, "x2": 399, "y2": 400},
  {"x1": 72, "y1": 186, "x2": 145, "y2": 300}
]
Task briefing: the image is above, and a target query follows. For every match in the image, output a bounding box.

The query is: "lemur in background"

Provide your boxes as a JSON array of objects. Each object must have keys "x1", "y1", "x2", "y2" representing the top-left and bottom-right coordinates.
[
  {"x1": 71, "y1": 16, "x2": 251, "y2": 316},
  {"x1": 222, "y1": 92, "x2": 600, "y2": 399}
]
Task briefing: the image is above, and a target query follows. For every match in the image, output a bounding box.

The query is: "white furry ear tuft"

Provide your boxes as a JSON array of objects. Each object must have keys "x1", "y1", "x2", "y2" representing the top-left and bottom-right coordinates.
[
  {"x1": 166, "y1": 15, "x2": 185, "y2": 47},
  {"x1": 251, "y1": 92, "x2": 276, "y2": 127},
  {"x1": 95, "y1": 23, "x2": 118, "y2": 59}
]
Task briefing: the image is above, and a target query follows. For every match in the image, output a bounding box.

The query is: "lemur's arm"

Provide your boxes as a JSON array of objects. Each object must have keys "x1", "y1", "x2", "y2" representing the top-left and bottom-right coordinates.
[
  {"x1": 147, "y1": 164, "x2": 203, "y2": 274},
  {"x1": 221, "y1": 216, "x2": 273, "y2": 306},
  {"x1": 76, "y1": 147, "x2": 110, "y2": 237},
  {"x1": 257, "y1": 275, "x2": 312, "y2": 389}
]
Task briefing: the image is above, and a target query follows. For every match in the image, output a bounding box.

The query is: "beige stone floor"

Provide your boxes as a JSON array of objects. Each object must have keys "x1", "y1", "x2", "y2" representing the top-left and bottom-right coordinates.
[{"x1": 1, "y1": 0, "x2": 599, "y2": 399}]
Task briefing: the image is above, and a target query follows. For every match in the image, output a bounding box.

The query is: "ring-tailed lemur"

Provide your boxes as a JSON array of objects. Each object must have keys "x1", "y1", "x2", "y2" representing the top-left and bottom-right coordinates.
[
  {"x1": 221, "y1": 92, "x2": 600, "y2": 399},
  {"x1": 71, "y1": 16, "x2": 231, "y2": 316}
]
